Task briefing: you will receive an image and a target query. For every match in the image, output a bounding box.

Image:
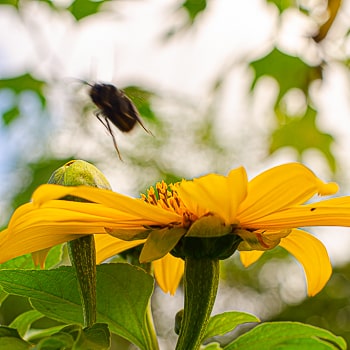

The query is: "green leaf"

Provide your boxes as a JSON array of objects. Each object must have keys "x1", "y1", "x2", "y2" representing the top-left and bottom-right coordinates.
[
  {"x1": 68, "y1": 0, "x2": 108, "y2": 21},
  {"x1": 9, "y1": 310, "x2": 43, "y2": 338},
  {"x1": 270, "y1": 106, "x2": 336, "y2": 172},
  {"x1": 0, "y1": 264, "x2": 155, "y2": 350},
  {"x1": 224, "y1": 322, "x2": 347, "y2": 350},
  {"x1": 0, "y1": 73, "x2": 46, "y2": 125},
  {"x1": 250, "y1": 48, "x2": 322, "y2": 103},
  {"x1": 0, "y1": 73, "x2": 46, "y2": 104},
  {"x1": 34, "y1": 332, "x2": 74, "y2": 349},
  {"x1": 0, "y1": 0, "x2": 19, "y2": 8},
  {"x1": 78, "y1": 323, "x2": 110, "y2": 350},
  {"x1": 2, "y1": 106, "x2": 20, "y2": 125},
  {"x1": 0, "y1": 245, "x2": 62, "y2": 270},
  {"x1": 203, "y1": 311, "x2": 260, "y2": 340},
  {"x1": 11, "y1": 157, "x2": 75, "y2": 210},
  {"x1": 180, "y1": 0, "x2": 207, "y2": 23},
  {"x1": 0, "y1": 327, "x2": 31, "y2": 350}
]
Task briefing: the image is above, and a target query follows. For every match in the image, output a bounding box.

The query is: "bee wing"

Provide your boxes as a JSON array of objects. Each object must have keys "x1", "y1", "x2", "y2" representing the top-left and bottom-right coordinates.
[{"x1": 119, "y1": 92, "x2": 153, "y2": 135}]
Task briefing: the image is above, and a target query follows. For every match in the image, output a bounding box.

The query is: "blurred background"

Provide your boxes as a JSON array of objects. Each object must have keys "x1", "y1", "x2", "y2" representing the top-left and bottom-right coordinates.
[{"x1": 1, "y1": 0, "x2": 350, "y2": 348}]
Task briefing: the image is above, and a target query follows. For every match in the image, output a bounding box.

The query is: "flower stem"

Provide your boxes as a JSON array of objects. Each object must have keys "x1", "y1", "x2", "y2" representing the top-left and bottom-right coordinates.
[
  {"x1": 175, "y1": 257, "x2": 220, "y2": 350},
  {"x1": 68, "y1": 235, "x2": 97, "y2": 327}
]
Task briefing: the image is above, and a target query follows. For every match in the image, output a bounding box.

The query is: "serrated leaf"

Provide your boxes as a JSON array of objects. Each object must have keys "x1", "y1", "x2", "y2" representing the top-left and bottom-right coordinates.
[
  {"x1": 224, "y1": 322, "x2": 347, "y2": 350},
  {"x1": 0, "y1": 264, "x2": 155, "y2": 350},
  {"x1": 9, "y1": 310, "x2": 43, "y2": 338},
  {"x1": 269, "y1": 106, "x2": 336, "y2": 172},
  {"x1": 250, "y1": 48, "x2": 322, "y2": 103},
  {"x1": 68, "y1": 0, "x2": 107, "y2": 21},
  {"x1": 203, "y1": 311, "x2": 260, "y2": 341}
]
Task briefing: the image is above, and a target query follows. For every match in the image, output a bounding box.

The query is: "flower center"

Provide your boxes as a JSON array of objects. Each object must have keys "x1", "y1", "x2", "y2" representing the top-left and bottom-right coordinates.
[{"x1": 141, "y1": 181, "x2": 197, "y2": 228}]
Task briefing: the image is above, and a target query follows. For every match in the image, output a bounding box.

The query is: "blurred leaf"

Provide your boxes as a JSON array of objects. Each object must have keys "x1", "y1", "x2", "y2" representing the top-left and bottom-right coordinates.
[
  {"x1": 180, "y1": 0, "x2": 207, "y2": 23},
  {"x1": 224, "y1": 322, "x2": 346, "y2": 350},
  {"x1": 0, "y1": 0, "x2": 19, "y2": 7},
  {"x1": 68, "y1": 0, "x2": 109, "y2": 21},
  {"x1": 270, "y1": 262, "x2": 350, "y2": 345},
  {"x1": 0, "y1": 264, "x2": 155, "y2": 350},
  {"x1": 123, "y1": 85, "x2": 157, "y2": 122},
  {"x1": 11, "y1": 158, "x2": 75, "y2": 210},
  {"x1": 269, "y1": 106, "x2": 336, "y2": 172},
  {"x1": 0, "y1": 326, "x2": 31, "y2": 349},
  {"x1": 9, "y1": 310, "x2": 43, "y2": 338},
  {"x1": 0, "y1": 73, "x2": 46, "y2": 125},
  {"x1": 266, "y1": 0, "x2": 296, "y2": 13},
  {"x1": 203, "y1": 311, "x2": 260, "y2": 340},
  {"x1": 250, "y1": 48, "x2": 322, "y2": 103},
  {"x1": 2, "y1": 106, "x2": 19, "y2": 125},
  {"x1": 313, "y1": 0, "x2": 342, "y2": 42},
  {"x1": 0, "y1": 73, "x2": 46, "y2": 105}
]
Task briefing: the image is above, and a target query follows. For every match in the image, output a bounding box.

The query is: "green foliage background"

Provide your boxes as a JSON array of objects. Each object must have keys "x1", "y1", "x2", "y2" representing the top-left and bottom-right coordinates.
[{"x1": 0, "y1": 0, "x2": 350, "y2": 349}]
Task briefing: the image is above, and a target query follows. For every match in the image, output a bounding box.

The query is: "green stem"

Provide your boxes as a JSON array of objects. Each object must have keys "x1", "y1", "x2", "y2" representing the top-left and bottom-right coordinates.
[
  {"x1": 144, "y1": 302, "x2": 160, "y2": 350},
  {"x1": 68, "y1": 235, "x2": 97, "y2": 327},
  {"x1": 175, "y1": 257, "x2": 220, "y2": 350}
]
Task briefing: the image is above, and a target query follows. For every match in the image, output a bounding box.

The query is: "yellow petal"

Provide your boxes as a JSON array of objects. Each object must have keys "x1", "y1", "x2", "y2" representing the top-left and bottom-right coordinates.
[
  {"x1": 32, "y1": 248, "x2": 52, "y2": 268},
  {"x1": 153, "y1": 254, "x2": 184, "y2": 295},
  {"x1": 32, "y1": 185, "x2": 181, "y2": 224},
  {"x1": 279, "y1": 229, "x2": 332, "y2": 296},
  {"x1": 0, "y1": 226, "x2": 84, "y2": 264},
  {"x1": 246, "y1": 198, "x2": 350, "y2": 228},
  {"x1": 239, "y1": 250, "x2": 265, "y2": 267},
  {"x1": 176, "y1": 167, "x2": 247, "y2": 223},
  {"x1": 94, "y1": 235, "x2": 145, "y2": 263},
  {"x1": 237, "y1": 163, "x2": 338, "y2": 225}
]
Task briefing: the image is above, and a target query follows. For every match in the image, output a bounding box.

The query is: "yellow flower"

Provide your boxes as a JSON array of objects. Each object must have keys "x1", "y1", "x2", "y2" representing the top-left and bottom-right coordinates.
[{"x1": 1, "y1": 163, "x2": 350, "y2": 296}]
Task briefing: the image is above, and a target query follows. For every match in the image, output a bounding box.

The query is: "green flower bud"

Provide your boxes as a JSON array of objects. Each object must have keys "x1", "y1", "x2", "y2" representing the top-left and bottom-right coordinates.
[
  {"x1": 48, "y1": 159, "x2": 111, "y2": 327},
  {"x1": 48, "y1": 160, "x2": 111, "y2": 190}
]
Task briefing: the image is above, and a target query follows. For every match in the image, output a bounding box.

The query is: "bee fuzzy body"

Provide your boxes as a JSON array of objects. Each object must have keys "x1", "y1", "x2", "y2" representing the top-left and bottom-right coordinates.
[{"x1": 86, "y1": 82, "x2": 151, "y2": 159}]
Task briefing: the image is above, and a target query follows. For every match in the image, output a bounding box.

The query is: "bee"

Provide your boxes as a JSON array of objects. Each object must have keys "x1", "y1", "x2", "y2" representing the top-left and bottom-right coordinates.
[{"x1": 81, "y1": 81, "x2": 152, "y2": 160}]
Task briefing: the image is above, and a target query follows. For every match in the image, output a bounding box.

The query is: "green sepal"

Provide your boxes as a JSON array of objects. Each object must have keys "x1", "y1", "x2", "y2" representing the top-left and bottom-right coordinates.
[
  {"x1": 140, "y1": 227, "x2": 186, "y2": 262},
  {"x1": 172, "y1": 234, "x2": 242, "y2": 260},
  {"x1": 186, "y1": 216, "x2": 233, "y2": 237}
]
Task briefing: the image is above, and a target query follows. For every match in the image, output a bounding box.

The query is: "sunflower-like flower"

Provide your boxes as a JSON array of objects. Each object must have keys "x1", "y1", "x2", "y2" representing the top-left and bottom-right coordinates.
[{"x1": 1, "y1": 162, "x2": 350, "y2": 296}]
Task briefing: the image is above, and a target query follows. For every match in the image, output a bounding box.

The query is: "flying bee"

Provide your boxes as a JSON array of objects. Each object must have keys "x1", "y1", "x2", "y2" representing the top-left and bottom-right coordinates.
[{"x1": 80, "y1": 81, "x2": 152, "y2": 160}]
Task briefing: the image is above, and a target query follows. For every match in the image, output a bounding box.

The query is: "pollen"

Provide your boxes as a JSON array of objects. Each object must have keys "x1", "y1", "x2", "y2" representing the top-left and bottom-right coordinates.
[{"x1": 141, "y1": 181, "x2": 197, "y2": 227}]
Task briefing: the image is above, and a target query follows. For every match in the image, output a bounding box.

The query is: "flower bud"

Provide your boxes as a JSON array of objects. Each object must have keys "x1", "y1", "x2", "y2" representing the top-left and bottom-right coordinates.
[{"x1": 48, "y1": 160, "x2": 111, "y2": 190}]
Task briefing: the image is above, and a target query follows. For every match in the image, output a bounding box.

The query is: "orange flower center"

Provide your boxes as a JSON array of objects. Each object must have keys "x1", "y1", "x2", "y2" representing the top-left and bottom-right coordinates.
[{"x1": 141, "y1": 181, "x2": 197, "y2": 228}]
